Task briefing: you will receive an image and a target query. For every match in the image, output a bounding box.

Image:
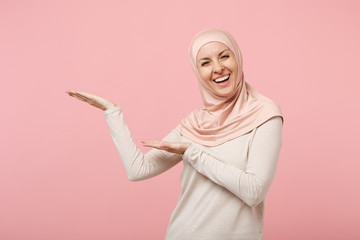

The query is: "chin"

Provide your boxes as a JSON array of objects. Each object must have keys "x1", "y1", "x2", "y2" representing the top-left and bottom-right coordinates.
[{"x1": 216, "y1": 86, "x2": 236, "y2": 98}]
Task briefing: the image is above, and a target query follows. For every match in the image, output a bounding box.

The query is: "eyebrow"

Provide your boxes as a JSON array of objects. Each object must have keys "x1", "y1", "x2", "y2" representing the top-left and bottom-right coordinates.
[{"x1": 198, "y1": 49, "x2": 230, "y2": 61}]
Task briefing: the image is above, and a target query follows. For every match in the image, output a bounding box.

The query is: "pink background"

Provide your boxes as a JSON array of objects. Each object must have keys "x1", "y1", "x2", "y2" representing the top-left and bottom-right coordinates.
[{"x1": 1, "y1": 0, "x2": 359, "y2": 239}]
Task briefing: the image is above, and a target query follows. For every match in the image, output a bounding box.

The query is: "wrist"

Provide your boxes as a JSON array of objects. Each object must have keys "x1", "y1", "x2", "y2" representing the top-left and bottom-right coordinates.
[
  {"x1": 182, "y1": 143, "x2": 192, "y2": 155},
  {"x1": 104, "y1": 103, "x2": 116, "y2": 111}
]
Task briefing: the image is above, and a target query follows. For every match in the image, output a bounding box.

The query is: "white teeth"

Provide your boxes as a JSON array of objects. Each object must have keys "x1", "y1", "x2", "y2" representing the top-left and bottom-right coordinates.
[{"x1": 214, "y1": 75, "x2": 230, "y2": 83}]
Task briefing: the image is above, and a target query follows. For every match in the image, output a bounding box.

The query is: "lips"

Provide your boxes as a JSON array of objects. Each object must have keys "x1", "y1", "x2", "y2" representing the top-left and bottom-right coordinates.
[{"x1": 213, "y1": 74, "x2": 230, "y2": 86}]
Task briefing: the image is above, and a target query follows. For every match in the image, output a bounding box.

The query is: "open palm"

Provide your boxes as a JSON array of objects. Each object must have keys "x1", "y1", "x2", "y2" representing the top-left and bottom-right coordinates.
[
  {"x1": 66, "y1": 90, "x2": 116, "y2": 111},
  {"x1": 142, "y1": 140, "x2": 191, "y2": 155}
]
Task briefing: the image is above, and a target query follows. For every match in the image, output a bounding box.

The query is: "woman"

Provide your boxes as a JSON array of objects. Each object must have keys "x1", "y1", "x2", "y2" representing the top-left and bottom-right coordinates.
[{"x1": 67, "y1": 28, "x2": 283, "y2": 240}]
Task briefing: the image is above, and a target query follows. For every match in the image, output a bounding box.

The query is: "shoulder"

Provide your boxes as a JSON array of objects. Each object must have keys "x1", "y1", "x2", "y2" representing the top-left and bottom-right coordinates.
[
  {"x1": 246, "y1": 116, "x2": 283, "y2": 152},
  {"x1": 256, "y1": 116, "x2": 283, "y2": 138},
  {"x1": 260, "y1": 116, "x2": 283, "y2": 128}
]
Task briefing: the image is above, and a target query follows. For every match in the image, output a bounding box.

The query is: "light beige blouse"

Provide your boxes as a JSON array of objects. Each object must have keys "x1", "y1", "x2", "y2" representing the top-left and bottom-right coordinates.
[{"x1": 104, "y1": 106, "x2": 283, "y2": 240}]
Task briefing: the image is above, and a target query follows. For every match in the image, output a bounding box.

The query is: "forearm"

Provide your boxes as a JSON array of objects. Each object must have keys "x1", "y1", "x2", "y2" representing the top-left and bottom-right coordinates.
[
  {"x1": 105, "y1": 106, "x2": 182, "y2": 181},
  {"x1": 183, "y1": 116, "x2": 283, "y2": 207}
]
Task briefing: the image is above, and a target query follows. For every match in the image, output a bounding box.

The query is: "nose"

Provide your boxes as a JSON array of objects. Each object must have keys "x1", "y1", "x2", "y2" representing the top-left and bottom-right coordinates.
[{"x1": 213, "y1": 60, "x2": 224, "y2": 74}]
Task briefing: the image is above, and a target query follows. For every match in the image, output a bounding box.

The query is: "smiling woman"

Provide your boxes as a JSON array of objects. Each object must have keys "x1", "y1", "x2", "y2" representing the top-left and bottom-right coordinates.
[
  {"x1": 67, "y1": 28, "x2": 284, "y2": 240},
  {"x1": 196, "y1": 42, "x2": 238, "y2": 97}
]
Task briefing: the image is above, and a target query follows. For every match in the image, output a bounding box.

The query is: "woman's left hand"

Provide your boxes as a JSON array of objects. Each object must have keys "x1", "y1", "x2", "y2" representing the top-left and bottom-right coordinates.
[{"x1": 142, "y1": 140, "x2": 191, "y2": 155}]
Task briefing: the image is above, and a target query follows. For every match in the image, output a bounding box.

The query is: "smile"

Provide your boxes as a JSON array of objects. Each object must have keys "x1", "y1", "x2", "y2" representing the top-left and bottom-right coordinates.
[
  {"x1": 213, "y1": 74, "x2": 230, "y2": 83},
  {"x1": 213, "y1": 74, "x2": 230, "y2": 86}
]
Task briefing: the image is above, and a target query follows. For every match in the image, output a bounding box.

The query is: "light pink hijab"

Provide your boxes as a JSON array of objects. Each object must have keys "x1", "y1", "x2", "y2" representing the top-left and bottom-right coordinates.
[{"x1": 176, "y1": 28, "x2": 283, "y2": 146}]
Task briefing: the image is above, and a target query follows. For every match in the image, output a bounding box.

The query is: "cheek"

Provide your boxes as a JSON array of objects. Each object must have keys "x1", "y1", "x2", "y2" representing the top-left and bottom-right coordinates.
[
  {"x1": 198, "y1": 68, "x2": 211, "y2": 81},
  {"x1": 230, "y1": 63, "x2": 238, "y2": 77}
]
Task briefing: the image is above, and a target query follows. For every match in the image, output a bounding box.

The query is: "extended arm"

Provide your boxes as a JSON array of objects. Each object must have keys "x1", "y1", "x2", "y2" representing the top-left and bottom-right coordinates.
[
  {"x1": 182, "y1": 116, "x2": 283, "y2": 207},
  {"x1": 105, "y1": 106, "x2": 183, "y2": 181},
  {"x1": 66, "y1": 90, "x2": 183, "y2": 181}
]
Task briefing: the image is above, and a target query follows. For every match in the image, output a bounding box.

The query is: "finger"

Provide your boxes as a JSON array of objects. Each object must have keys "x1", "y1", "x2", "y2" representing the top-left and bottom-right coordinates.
[
  {"x1": 66, "y1": 90, "x2": 92, "y2": 99},
  {"x1": 67, "y1": 91, "x2": 82, "y2": 98},
  {"x1": 71, "y1": 92, "x2": 90, "y2": 99},
  {"x1": 72, "y1": 94, "x2": 94, "y2": 104},
  {"x1": 141, "y1": 139, "x2": 160, "y2": 146},
  {"x1": 66, "y1": 91, "x2": 77, "y2": 97},
  {"x1": 75, "y1": 91, "x2": 96, "y2": 99},
  {"x1": 71, "y1": 94, "x2": 92, "y2": 104},
  {"x1": 142, "y1": 140, "x2": 166, "y2": 149},
  {"x1": 141, "y1": 139, "x2": 161, "y2": 144},
  {"x1": 71, "y1": 94, "x2": 88, "y2": 101}
]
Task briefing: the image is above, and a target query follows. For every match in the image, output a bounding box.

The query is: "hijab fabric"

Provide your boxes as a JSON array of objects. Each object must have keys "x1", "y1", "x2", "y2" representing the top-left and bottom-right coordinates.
[{"x1": 176, "y1": 29, "x2": 283, "y2": 147}]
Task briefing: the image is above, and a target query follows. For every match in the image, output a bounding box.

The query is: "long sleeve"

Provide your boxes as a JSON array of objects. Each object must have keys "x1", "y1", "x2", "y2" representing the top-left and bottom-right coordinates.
[
  {"x1": 104, "y1": 106, "x2": 183, "y2": 181},
  {"x1": 182, "y1": 116, "x2": 283, "y2": 207}
]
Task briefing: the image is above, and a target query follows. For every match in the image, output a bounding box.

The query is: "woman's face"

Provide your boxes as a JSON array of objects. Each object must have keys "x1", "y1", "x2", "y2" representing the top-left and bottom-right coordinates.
[{"x1": 196, "y1": 42, "x2": 238, "y2": 97}]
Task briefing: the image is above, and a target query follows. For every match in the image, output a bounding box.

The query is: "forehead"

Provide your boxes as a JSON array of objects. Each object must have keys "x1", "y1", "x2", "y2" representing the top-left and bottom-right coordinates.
[{"x1": 196, "y1": 42, "x2": 231, "y2": 61}]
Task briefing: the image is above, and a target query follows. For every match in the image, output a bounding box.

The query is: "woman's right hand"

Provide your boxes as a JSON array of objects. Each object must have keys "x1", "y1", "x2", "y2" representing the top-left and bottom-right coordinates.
[{"x1": 66, "y1": 90, "x2": 116, "y2": 111}]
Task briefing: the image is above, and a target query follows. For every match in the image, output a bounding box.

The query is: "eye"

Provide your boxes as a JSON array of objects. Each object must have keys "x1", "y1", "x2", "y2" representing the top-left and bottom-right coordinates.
[
  {"x1": 201, "y1": 61, "x2": 210, "y2": 67},
  {"x1": 220, "y1": 54, "x2": 229, "y2": 59}
]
